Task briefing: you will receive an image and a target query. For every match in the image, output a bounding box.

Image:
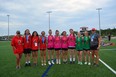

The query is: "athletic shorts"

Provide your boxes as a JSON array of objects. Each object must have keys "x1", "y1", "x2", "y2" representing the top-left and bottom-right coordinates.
[
  {"x1": 24, "y1": 48, "x2": 31, "y2": 54},
  {"x1": 55, "y1": 48, "x2": 61, "y2": 50},
  {"x1": 90, "y1": 45, "x2": 98, "y2": 50},
  {"x1": 83, "y1": 49, "x2": 90, "y2": 51},
  {"x1": 68, "y1": 47, "x2": 75, "y2": 49},
  {"x1": 32, "y1": 49, "x2": 38, "y2": 52},
  {"x1": 62, "y1": 48, "x2": 68, "y2": 50},
  {"x1": 77, "y1": 50, "x2": 83, "y2": 51},
  {"x1": 40, "y1": 49, "x2": 46, "y2": 51},
  {"x1": 47, "y1": 48, "x2": 54, "y2": 50}
]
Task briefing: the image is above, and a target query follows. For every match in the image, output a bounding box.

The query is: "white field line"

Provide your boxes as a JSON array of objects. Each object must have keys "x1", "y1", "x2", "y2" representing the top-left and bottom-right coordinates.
[
  {"x1": 99, "y1": 59, "x2": 116, "y2": 75},
  {"x1": 94, "y1": 55, "x2": 116, "y2": 75}
]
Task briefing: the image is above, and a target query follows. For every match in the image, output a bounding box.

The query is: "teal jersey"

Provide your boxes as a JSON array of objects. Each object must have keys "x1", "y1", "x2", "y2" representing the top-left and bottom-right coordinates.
[
  {"x1": 83, "y1": 36, "x2": 90, "y2": 49},
  {"x1": 76, "y1": 36, "x2": 83, "y2": 51}
]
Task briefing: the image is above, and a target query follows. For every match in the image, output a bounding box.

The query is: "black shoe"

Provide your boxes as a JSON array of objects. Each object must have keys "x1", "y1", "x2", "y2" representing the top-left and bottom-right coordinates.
[
  {"x1": 28, "y1": 63, "x2": 31, "y2": 66},
  {"x1": 16, "y1": 66, "x2": 21, "y2": 69},
  {"x1": 70, "y1": 61, "x2": 72, "y2": 64},
  {"x1": 16, "y1": 66, "x2": 19, "y2": 69},
  {"x1": 73, "y1": 61, "x2": 75, "y2": 64},
  {"x1": 95, "y1": 64, "x2": 99, "y2": 67},
  {"x1": 25, "y1": 63, "x2": 28, "y2": 67},
  {"x1": 92, "y1": 63, "x2": 96, "y2": 66},
  {"x1": 33, "y1": 63, "x2": 37, "y2": 66},
  {"x1": 65, "y1": 61, "x2": 68, "y2": 64}
]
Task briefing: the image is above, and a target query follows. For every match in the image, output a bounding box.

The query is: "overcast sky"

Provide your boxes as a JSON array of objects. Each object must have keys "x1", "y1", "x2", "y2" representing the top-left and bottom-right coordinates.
[{"x1": 0, "y1": 0, "x2": 116, "y2": 35}]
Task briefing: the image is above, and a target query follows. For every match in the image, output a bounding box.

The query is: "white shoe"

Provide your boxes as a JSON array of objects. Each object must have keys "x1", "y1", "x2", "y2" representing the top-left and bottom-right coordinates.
[
  {"x1": 41, "y1": 64, "x2": 43, "y2": 66},
  {"x1": 51, "y1": 61, "x2": 54, "y2": 64},
  {"x1": 84, "y1": 62, "x2": 87, "y2": 65},
  {"x1": 80, "y1": 62, "x2": 83, "y2": 65},
  {"x1": 59, "y1": 61, "x2": 61, "y2": 64},
  {"x1": 59, "y1": 59, "x2": 61, "y2": 64},
  {"x1": 44, "y1": 63, "x2": 46, "y2": 66},
  {"x1": 78, "y1": 61, "x2": 80, "y2": 64},
  {"x1": 88, "y1": 62, "x2": 91, "y2": 65},
  {"x1": 48, "y1": 61, "x2": 51, "y2": 65}
]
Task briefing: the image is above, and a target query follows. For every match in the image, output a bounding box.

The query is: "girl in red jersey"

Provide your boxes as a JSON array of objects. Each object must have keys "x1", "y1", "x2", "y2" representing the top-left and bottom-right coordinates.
[
  {"x1": 39, "y1": 31, "x2": 47, "y2": 66},
  {"x1": 11, "y1": 31, "x2": 24, "y2": 69},
  {"x1": 31, "y1": 31, "x2": 39, "y2": 66},
  {"x1": 23, "y1": 29, "x2": 32, "y2": 66},
  {"x1": 61, "y1": 31, "x2": 68, "y2": 64}
]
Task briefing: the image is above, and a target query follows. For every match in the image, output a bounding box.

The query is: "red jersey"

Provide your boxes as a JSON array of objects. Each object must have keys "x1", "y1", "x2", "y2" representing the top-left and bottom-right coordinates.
[
  {"x1": 39, "y1": 36, "x2": 46, "y2": 50},
  {"x1": 23, "y1": 35, "x2": 32, "y2": 49},
  {"x1": 31, "y1": 36, "x2": 39, "y2": 50},
  {"x1": 11, "y1": 35, "x2": 24, "y2": 54}
]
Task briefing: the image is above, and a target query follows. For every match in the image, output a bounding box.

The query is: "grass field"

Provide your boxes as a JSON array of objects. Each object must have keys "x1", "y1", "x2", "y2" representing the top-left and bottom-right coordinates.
[{"x1": 0, "y1": 39, "x2": 116, "y2": 77}]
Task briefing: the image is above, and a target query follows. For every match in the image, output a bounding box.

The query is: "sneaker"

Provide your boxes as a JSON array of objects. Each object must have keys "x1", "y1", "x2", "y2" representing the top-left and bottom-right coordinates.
[
  {"x1": 73, "y1": 61, "x2": 75, "y2": 64},
  {"x1": 95, "y1": 64, "x2": 99, "y2": 67},
  {"x1": 41, "y1": 63, "x2": 44, "y2": 66},
  {"x1": 44, "y1": 63, "x2": 46, "y2": 66},
  {"x1": 78, "y1": 61, "x2": 80, "y2": 64},
  {"x1": 59, "y1": 61, "x2": 61, "y2": 64},
  {"x1": 48, "y1": 61, "x2": 51, "y2": 65},
  {"x1": 66, "y1": 61, "x2": 68, "y2": 64},
  {"x1": 84, "y1": 62, "x2": 87, "y2": 65},
  {"x1": 25, "y1": 63, "x2": 28, "y2": 67},
  {"x1": 92, "y1": 63, "x2": 96, "y2": 66},
  {"x1": 16, "y1": 66, "x2": 21, "y2": 69},
  {"x1": 16, "y1": 66, "x2": 19, "y2": 69},
  {"x1": 88, "y1": 62, "x2": 91, "y2": 65},
  {"x1": 28, "y1": 63, "x2": 31, "y2": 66},
  {"x1": 80, "y1": 62, "x2": 83, "y2": 65},
  {"x1": 33, "y1": 63, "x2": 37, "y2": 66},
  {"x1": 51, "y1": 61, "x2": 54, "y2": 64},
  {"x1": 70, "y1": 61, "x2": 72, "y2": 64},
  {"x1": 59, "y1": 60, "x2": 61, "y2": 64}
]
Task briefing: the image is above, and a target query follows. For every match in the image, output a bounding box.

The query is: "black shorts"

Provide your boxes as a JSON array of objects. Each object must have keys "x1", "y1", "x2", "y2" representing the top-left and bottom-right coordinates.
[
  {"x1": 84, "y1": 49, "x2": 90, "y2": 51},
  {"x1": 24, "y1": 48, "x2": 31, "y2": 54},
  {"x1": 62, "y1": 48, "x2": 68, "y2": 50},
  {"x1": 47, "y1": 48, "x2": 54, "y2": 50},
  {"x1": 77, "y1": 50, "x2": 83, "y2": 51},
  {"x1": 55, "y1": 48, "x2": 61, "y2": 50},
  {"x1": 68, "y1": 47, "x2": 75, "y2": 49},
  {"x1": 90, "y1": 45, "x2": 98, "y2": 50},
  {"x1": 32, "y1": 49, "x2": 38, "y2": 52}
]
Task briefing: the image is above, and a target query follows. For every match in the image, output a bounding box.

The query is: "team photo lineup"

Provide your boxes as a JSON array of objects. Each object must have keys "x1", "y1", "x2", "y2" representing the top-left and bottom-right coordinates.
[
  {"x1": 11, "y1": 28, "x2": 101, "y2": 69},
  {"x1": 0, "y1": 0, "x2": 116, "y2": 77}
]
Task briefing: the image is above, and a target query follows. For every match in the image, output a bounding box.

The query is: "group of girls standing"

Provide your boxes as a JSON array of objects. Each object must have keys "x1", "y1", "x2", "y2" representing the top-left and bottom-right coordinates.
[{"x1": 11, "y1": 28, "x2": 101, "y2": 69}]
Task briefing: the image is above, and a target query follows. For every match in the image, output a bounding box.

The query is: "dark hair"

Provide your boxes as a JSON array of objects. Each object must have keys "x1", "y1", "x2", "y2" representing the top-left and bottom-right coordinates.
[
  {"x1": 69, "y1": 29, "x2": 75, "y2": 36},
  {"x1": 32, "y1": 31, "x2": 38, "y2": 37},
  {"x1": 24, "y1": 29, "x2": 30, "y2": 35},
  {"x1": 55, "y1": 30, "x2": 59, "y2": 33},
  {"x1": 16, "y1": 30, "x2": 20, "y2": 34},
  {"x1": 41, "y1": 31, "x2": 45, "y2": 34},
  {"x1": 49, "y1": 29, "x2": 52, "y2": 32},
  {"x1": 69, "y1": 29, "x2": 73, "y2": 31}
]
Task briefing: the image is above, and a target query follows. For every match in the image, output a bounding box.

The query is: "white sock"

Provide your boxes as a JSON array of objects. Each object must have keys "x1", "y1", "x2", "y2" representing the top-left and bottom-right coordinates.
[
  {"x1": 56, "y1": 59, "x2": 58, "y2": 63},
  {"x1": 73, "y1": 58, "x2": 75, "y2": 61},
  {"x1": 28, "y1": 61, "x2": 30, "y2": 63},
  {"x1": 70, "y1": 58, "x2": 72, "y2": 62},
  {"x1": 59, "y1": 59, "x2": 60, "y2": 63},
  {"x1": 26, "y1": 62, "x2": 28, "y2": 64}
]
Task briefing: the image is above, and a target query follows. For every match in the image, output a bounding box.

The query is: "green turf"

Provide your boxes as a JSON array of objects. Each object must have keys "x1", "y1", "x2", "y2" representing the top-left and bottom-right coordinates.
[{"x1": 0, "y1": 40, "x2": 116, "y2": 77}]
